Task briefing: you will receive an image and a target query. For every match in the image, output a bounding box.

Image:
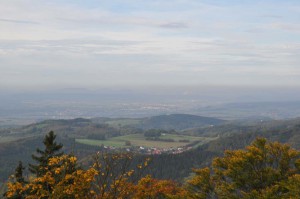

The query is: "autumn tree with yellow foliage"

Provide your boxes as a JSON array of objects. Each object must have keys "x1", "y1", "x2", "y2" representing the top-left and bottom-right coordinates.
[
  {"x1": 133, "y1": 175, "x2": 187, "y2": 199},
  {"x1": 6, "y1": 155, "x2": 97, "y2": 199},
  {"x1": 5, "y1": 134, "x2": 300, "y2": 199},
  {"x1": 187, "y1": 138, "x2": 300, "y2": 198},
  {"x1": 5, "y1": 151, "x2": 183, "y2": 199}
]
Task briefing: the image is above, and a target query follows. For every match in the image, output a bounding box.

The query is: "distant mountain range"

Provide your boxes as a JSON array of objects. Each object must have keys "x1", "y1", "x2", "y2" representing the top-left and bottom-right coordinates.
[{"x1": 2, "y1": 88, "x2": 300, "y2": 120}]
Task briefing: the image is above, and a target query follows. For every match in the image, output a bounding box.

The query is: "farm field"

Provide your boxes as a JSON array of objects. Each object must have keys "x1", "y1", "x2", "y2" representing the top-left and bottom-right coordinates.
[
  {"x1": 76, "y1": 134, "x2": 214, "y2": 148},
  {"x1": 0, "y1": 134, "x2": 37, "y2": 143},
  {"x1": 0, "y1": 136, "x2": 21, "y2": 143}
]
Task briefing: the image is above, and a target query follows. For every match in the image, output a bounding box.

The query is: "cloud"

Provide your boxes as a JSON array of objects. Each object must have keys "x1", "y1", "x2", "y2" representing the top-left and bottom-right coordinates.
[
  {"x1": 0, "y1": 0, "x2": 299, "y2": 88},
  {"x1": 0, "y1": 18, "x2": 39, "y2": 24},
  {"x1": 259, "y1": 15, "x2": 283, "y2": 19},
  {"x1": 159, "y1": 22, "x2": 188, "y2": 29},
  {"x1": 270, "y1": 22, "x2": 300, "y2": 32}
]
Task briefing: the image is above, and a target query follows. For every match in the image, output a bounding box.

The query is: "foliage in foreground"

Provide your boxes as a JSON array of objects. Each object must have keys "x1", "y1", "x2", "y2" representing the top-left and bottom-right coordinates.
[
  {"x1": 4, "y1": 132, "x2": 300, "y2": 199},
  {"x1": 5, "y1": 153, "x2": 185, "y2": 199},
  {"x1": 187, "y1": 138, "x2": 300, "y2": 198}
]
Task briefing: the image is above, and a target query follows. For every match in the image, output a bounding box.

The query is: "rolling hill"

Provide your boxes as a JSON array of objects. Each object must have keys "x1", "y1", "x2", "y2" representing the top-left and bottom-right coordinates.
[
  {"x1": 1, "y1": 115, "x2": 300, "y2": 186},
  {"x1": 102, "y1": 114, "x2": 225, "y2": 130}
]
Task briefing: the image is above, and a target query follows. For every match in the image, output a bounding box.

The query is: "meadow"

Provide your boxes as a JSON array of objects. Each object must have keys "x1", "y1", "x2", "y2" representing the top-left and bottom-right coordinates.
[{"x1": 76, "y1": 133, "x2": 211, "y2": 148}]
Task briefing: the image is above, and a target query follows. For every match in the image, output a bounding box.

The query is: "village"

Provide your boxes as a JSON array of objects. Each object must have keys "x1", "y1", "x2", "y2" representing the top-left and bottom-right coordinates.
[{"x1": 100, "y1": 141, "x2": 198, "y2": 155}]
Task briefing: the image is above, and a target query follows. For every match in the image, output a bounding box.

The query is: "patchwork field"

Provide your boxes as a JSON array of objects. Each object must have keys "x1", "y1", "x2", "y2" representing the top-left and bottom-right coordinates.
[{"x1": 76, "y1": 134, "x2": 213, "y2": 148}]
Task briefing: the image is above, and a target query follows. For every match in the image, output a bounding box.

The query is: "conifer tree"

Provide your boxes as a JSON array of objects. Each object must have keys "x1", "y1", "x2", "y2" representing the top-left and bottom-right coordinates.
[
  {"x1": 29, "y1": 131, "x2": 63, "y2": 176},
  {"x1": 3, "y1": 161, "x2": 27, "y2": 199},
  {"x1": 14, "y1": 161, "x2": 25, "y2": 184}
]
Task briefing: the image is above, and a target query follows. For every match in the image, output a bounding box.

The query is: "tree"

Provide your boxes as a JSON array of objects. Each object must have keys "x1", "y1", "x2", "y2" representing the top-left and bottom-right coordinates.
[
  {"x1": 125, "y1": 140, "x2": 131, "y2": 146},
  {"x1": 5, "y1": 155, "x2": 95, "y2": 199},
  {"x1": 5, "y1": 151, "x2": 185, "y2": 199},
  {"x1": 92, "y1": 152, "x2": 150, "y2": 198},
  {"x1": 15, "y1": 161, "x2": 25, "y2": 184},
  {"x1": 187, "y1": 167, "x2": 214, "y2": 199},
  {"x1": 29, "y1": 131, "x2": 63, "y2": 177},
  {"x1": 133, "y1": 175, "x2": 187, "y2": 199},
  {"x1": 187, "y1": 137, "x2": 300, "y2": 198},
  {"x1": 5, "y1": 136, "x2": 300, "y2": 198},
  {"x1": 282, "y1": 174, "x2": 300, "y2": 198},
  {"x1": 3, "y1": 162, "x2": 26, "y2": 199},
  {"x1": 144, "y1": 129, "x2": 162, "y2": 138}
]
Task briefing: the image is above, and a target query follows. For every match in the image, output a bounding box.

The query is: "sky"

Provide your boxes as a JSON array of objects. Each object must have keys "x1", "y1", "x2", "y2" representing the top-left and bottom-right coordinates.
[{"x1": 0, "y1": 0, "x2": 300, "y2": 90}]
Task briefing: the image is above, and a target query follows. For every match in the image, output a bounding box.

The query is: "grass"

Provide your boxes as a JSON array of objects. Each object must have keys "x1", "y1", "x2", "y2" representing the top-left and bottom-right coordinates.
[
  {"x1": 0, "y1": 134, "x2": 37, "y2": 143},
  {"x1": 34, "y1": 123, "x2": 49, "y2": 129},
  {"x1": 0, "y1": 136, "x2": 21, "y2": 143},
  {"x1": 76, "y1": 139, "x2": 127, "y2": 148},
  {"x1": 76, "y1": 134, "x2": 211, "y2": 149}
]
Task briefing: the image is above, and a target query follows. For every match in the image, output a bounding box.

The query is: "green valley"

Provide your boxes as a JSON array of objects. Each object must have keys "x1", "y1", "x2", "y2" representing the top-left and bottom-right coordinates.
[{"x1": 76, "y1": 133, "x2": 214, "y2": 149}]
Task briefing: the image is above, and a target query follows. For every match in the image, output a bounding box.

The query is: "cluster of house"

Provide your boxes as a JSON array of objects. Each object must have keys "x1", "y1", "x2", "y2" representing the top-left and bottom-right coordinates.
[
  {"x1": 138, "y1": 146, "x2": 194, "y2": 155},
  {"x1": 101, "y1": 145, "x2": 193, "y2": 155}
]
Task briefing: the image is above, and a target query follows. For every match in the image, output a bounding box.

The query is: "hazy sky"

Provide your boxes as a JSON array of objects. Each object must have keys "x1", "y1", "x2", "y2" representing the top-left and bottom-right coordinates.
[{"x1": 1, "y1": 0, "x2": 300, "y2": 90}]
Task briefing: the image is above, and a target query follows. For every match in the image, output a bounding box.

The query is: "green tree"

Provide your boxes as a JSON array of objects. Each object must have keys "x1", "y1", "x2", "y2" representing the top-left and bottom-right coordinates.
[
  {"x1": 144, "y1": 129, "x2": 162, "y2": 138},
  {"x1": 15, "y1": 161, "x2": 25, "y2": 184},
  {"x1": 29, "y1": 131, "x2": 63, "y2": 177}
]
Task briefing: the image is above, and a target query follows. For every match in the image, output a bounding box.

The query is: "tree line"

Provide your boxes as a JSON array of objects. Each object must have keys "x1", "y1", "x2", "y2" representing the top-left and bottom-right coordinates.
[{"x1": 4, "y1": 131, "x2": 300, "y2": 198}]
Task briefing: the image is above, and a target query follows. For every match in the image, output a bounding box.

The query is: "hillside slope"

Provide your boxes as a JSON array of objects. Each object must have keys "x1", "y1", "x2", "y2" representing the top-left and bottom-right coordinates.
[
  {"x1": 1, "y1": 116, "x2": 300, "y2": 184},
  {"x1": 137, "y1": 114, "x2": 225, "y2": 130}
]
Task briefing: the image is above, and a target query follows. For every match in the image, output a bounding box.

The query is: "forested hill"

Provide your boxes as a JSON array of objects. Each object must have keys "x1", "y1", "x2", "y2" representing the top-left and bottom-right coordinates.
[
  {"x1": 0, "y1": 114, "x2": 225, "y2": 184},
  {"x1": 183, "y1": 117, "x2": 300, "y2": 137},
  {"x1": 0, "y1": 114, "x2": 225, "y2": 151},
  {"x1": 136, "y1": 114, "x2": 225, "y2": 130},
  {"x1": 143, "y1": 118, "x2": 300, "y2": 181},
  {"x1": 1, "y1": 116, "x2": 300, "y2": 185},
  {"x1": 203, "y1": 120, "x2": 300, "y2": 153},
  {"x1": 91, "y1": 114, "x2": 226, "y2": 130}
]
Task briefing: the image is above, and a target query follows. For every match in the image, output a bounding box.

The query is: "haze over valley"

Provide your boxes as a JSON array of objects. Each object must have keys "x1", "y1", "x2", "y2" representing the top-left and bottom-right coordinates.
[{"x1": 1, "y1": 86, "x2": 300, "y2": 126}]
